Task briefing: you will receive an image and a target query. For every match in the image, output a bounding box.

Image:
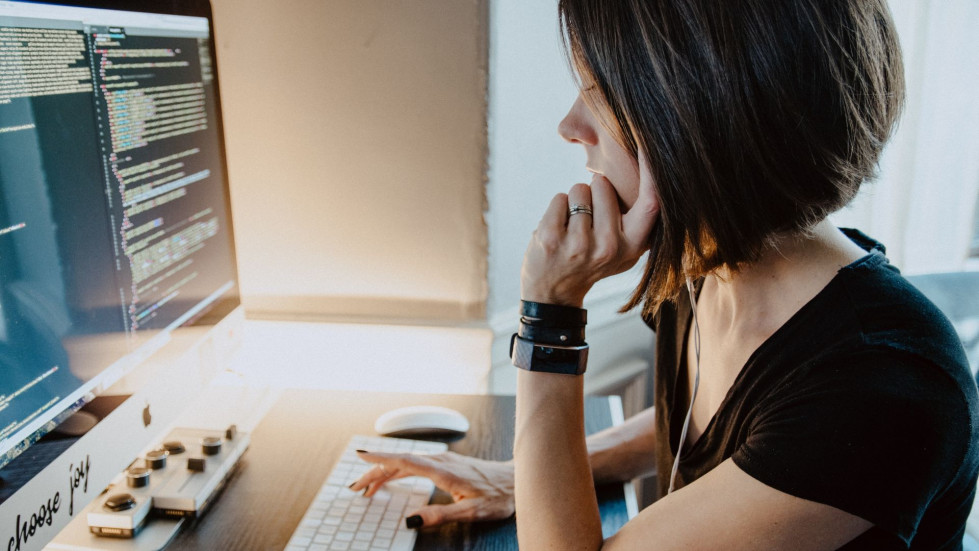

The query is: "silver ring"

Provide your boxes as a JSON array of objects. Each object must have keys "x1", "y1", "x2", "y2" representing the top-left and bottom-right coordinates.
[{"x1": 569, "y1": 203, "x2": 593, "y2": 217}]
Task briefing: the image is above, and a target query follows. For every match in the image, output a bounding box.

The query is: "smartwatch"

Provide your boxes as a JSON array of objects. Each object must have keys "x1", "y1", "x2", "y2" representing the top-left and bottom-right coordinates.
[{"x1": 509, "y1": 334, "x2": 588, "y2": 376}]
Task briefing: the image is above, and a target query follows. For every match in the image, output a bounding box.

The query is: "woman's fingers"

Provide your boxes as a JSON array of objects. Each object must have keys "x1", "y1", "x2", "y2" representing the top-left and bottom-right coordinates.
[
  {"x1": 522, "y1": 150, "x2": 658, "y2": 305},
  {"x1": 407, "y1": 495, "x2": 514, "y2": 528},
  {"x1": 348, "y1": 451, "x2": 517, "y2": 528},
  {"x1": 566, "y1": 183, "x2": 593, "y2": 234},
  {"x1": 348, "y1": 454, "x2": 403, "y2": 497},
  {"x1": 539, "y1": 192, "x2": 570, "y2": 236},
  {"x1": 351, "y1": 450, "x2": 464, "y2": 497},
  {"x1": 350, "y1": 451, "x2": 416, "y2": 497},
  {"x1": 408, "y1": 500, "x2": 480, "y2": 528},
  {"x1": 590, "y1": 175, "x2": 623, "y2": 263},
  {"x1": 622, "y1": 148, "x2": 659, "y2": 252}
]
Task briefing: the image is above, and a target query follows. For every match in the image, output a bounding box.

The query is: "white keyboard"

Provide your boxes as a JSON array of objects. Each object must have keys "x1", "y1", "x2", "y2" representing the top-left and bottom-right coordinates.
[{"x1": 286, "y1": 435, "x2": 448, "y2": 551}]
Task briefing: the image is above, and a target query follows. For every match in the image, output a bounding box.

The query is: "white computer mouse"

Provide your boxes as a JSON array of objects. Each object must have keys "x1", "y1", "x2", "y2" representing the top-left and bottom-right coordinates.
[{"x1": 374, "y1": 405, "x2": 470, "y2": 438}]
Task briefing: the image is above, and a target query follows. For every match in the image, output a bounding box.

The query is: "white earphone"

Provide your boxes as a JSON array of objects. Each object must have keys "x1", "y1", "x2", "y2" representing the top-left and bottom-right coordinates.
[{"x1": 669, "y1": 276, "x2": 702, "y2": 494}]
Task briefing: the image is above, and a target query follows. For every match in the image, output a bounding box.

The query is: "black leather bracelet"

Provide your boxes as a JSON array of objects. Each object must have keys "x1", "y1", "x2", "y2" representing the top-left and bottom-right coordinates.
[
  {"x1": 520, "y1": 300, "x2": 587, "y2": 327},
  {"x1": 518, "y1": 321, "x2": 586, "y2": 346}
]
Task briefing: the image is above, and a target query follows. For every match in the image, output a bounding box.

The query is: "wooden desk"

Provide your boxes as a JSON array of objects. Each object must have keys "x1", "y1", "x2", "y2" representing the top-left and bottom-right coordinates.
[{"x1": 171, "y1": 389, "x2": 632, "y2": 550}]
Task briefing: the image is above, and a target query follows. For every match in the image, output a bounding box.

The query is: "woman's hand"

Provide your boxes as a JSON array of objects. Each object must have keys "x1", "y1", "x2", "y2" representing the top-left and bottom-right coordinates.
[
  {"x1": 521, "y1": 151, "x2": 659, "y2": 307},
  {"x1": 349, "y1": 450, "x2": 515, "y2": 527}
]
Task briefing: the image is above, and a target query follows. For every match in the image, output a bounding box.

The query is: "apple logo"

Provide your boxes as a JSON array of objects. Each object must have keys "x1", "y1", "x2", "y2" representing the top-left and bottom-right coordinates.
[{"x1": 142, "y1": 403, "x2": 152, "y2": 427}]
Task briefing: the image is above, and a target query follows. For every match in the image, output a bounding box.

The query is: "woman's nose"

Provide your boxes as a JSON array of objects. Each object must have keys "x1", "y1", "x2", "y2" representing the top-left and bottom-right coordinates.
[{"x1": 558, "y1": 95, "x2": 599, "y2": 146}]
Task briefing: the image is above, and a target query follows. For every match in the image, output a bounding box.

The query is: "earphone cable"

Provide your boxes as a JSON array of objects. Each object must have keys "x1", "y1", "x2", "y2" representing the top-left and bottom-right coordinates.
[{"x1": 669, "y1": 276, "x2": 702, "y2": 494}]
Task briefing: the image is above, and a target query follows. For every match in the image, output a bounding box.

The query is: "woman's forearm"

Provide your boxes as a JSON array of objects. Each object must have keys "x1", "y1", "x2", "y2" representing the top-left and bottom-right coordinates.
[
  {"x1": 587, "y1": 406, "x2": 657, "y2": 484},
  {"x1": 515, "y1": 370, "x2": 603, "y2": 550}
]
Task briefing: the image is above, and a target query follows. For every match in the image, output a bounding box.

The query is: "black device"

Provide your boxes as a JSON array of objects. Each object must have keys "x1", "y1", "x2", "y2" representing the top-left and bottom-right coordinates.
[{"x1": 510, "y1": 334, "x2": 589, "y2": 376}]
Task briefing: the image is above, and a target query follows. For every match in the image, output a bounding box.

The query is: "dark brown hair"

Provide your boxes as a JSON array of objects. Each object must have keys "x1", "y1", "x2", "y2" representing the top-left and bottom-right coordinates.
[{"x1": 558, "y1": 0, "x2": 905, "y2": 315}]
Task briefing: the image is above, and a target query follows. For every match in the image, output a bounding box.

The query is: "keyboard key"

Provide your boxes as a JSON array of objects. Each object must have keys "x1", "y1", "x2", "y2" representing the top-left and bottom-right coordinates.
[{"x1": 391, "y1": 531, "x2": 415, "y2": 549}]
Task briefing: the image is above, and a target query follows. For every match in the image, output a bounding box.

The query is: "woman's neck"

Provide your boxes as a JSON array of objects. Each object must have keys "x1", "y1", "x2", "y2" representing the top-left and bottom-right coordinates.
[{"x1": 700, "y1": 220, "x2": 868, "y2": 338}]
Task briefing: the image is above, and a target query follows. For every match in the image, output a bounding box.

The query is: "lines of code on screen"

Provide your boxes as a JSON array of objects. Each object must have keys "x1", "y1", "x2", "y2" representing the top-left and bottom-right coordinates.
[
  {"x1": 87, "y1": 27, "x2": 233, "y2": 333},
  {"x1": 0, "y1": 26, "x2": 92, "y2": 105},
  {"x1": 0, "y1": 15, "x2": 235, "y2": 461}
]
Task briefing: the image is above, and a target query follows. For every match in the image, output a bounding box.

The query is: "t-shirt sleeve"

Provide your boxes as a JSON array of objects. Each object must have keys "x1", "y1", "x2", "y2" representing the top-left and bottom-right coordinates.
[{"x1": 731, "y1": 348, "x2": 973, "y2": 546}]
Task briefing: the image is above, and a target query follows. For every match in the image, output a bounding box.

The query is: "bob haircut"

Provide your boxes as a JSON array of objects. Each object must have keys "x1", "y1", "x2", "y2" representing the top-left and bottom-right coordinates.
[{"x1": 558, "y1": 0, "x2": 905, "y2": 315}]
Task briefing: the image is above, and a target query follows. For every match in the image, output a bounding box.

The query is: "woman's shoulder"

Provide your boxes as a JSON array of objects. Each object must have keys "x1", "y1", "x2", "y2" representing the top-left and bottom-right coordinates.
[
  {"x1": 829, "y1": 245, "x2": 971, "y2": 378},
  {"x1": 744, "y1": 233, "x2": 978, "y2": 446}
]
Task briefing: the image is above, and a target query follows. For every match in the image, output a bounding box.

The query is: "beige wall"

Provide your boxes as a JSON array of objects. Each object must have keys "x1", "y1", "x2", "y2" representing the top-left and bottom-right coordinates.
[{"x1": 210, "y1": 0, "x2": 488, "y2": 322}]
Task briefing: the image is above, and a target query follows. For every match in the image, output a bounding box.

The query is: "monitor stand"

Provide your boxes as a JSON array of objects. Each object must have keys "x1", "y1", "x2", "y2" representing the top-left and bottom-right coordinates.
[
  {"x1": 0, "y1": 396, "x2": 128, "y2": 506},
  {"x1": 51, "y1": 411, "x2": 99, "y2": 438}
]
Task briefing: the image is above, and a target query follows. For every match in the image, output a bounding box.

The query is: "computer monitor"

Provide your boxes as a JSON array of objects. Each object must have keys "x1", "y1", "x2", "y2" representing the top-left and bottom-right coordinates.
[{"x1": 0, "y1": 0, "x2": 241, "y2": 548}]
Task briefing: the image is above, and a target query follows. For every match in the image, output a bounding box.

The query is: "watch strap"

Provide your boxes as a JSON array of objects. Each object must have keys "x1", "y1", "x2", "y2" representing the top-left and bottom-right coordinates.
[
  {"x1": 517, "y1": 322, "x2": 586, "y2": 346},
  {"x1": 520, "y1": 301, "x2": 587, "y2": 327}
]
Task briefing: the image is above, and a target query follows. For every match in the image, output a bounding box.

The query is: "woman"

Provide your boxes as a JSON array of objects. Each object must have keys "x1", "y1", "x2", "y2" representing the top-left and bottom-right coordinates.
[{"x1": 352, "y1": 1, "x2": 979, "y2": 548}]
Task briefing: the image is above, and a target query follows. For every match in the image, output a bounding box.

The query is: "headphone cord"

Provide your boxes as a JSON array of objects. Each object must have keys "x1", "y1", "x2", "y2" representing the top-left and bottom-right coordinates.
[{"x1": 669, "y1": 276, "x2": 701, "y2": 494}]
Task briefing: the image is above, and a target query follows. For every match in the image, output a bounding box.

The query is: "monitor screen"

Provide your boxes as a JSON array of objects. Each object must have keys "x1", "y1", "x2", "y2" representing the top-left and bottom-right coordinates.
[{"x1": 0, "y1": 0, "x2": 238, "y2": 475}]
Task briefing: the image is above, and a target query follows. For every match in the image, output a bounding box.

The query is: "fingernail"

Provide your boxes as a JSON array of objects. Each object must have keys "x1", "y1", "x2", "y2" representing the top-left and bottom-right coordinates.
[
  {"x1": 347, "y1": 482, "x2": 356, "y2": 489},
  {"x1": 355, "y1": 449, "x2": 368, "y2": 454},
  {"x1": 405, "y1": 515, "x2": 423, "y2": 529}
]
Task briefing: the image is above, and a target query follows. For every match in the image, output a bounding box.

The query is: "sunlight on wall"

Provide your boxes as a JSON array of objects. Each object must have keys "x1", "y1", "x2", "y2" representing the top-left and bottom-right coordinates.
[
  {"x1": 228, "y1": 320, "x2": 492, "y2": 395},
  {"x1": 211, "y1": 0, "x2": 488, "y2": 321}
]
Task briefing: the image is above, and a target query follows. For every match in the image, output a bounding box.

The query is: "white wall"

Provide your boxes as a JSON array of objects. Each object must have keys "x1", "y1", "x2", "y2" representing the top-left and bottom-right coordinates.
[
  {"x1": 484, "y1": 0, "x2": 654, "y2": 394},
  {"x1": 485, "y1": 0, "x2": 647, "y2": 320},
  {"x1": 210, "y1": 0, "x2": 489, "y2": 322},
  {"x1": 485, "y1": 0, "x2": 577, "y2": 324}
]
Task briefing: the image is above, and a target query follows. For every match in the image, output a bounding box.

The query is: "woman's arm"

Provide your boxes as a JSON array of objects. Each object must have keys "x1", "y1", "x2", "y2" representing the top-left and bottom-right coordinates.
[
  {"x1": 515, "y1": 369, "x2": 602, "y2": 550},
  {"x1": 588, "y1": 406, "x2": 657, "y2": 484},
  {"x1": 512, "y1": 159, "x2": 870, "y2": 550},
  {"x1": 512, "y1": 150, "x2": 659, "y2": 548},
  {"x1": 602, "y1": 460, "x2": 873, "y2": 551},
  {"x1": 515, "y1": 369, "x2": 872, "y2": 551},
  {"x1": 349, "y1": 404, "x2": 657, "y2": 527}
]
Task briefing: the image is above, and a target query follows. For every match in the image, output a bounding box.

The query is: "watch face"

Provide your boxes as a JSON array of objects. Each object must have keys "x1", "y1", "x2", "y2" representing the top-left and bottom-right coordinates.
[{"x1": 510, "y1": 335, "x2": 588, "y2": 376}]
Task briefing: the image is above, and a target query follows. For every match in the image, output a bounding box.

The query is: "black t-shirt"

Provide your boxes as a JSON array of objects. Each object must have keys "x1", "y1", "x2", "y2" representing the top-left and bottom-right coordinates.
[{"x1": 647, "y1": 230, "x2": 979, "y2": 549}]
